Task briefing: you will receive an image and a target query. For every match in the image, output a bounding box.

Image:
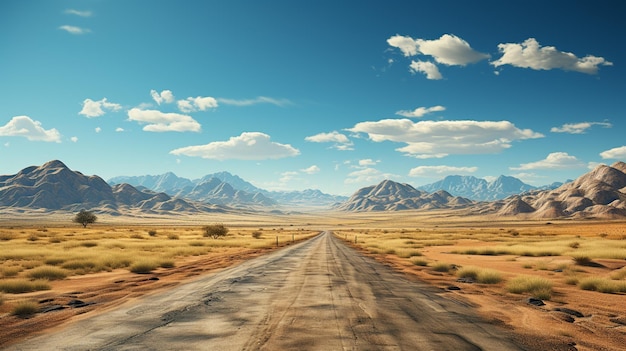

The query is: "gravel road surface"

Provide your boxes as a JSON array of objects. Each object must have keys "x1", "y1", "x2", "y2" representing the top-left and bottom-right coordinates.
[{"x1": 7, "y1": 231, "x2": 525, "y2": 351}]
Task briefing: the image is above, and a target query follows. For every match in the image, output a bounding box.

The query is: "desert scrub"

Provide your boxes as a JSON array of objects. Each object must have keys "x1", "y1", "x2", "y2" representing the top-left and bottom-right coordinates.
[
  {"x1": 11, "y1": 300, "x2": 39, "y2": 317},
  {"x1": 457, "y1": 266, "x2": 503, "y2": 284},
  {"x1": 27, "y1": 266, "x2": 68, "y2": 280},
  {"x1": 0, "y1": 279, "x2": 51, "y2": 293},
  {"x1": 409, "y1": 257, "x2": 428, "y2": 266},
  {"x1": 506, "y1": 275, "x2": 553, "y2": 300},
  {"x1": 610, "y1": 267, "x2": 626, "y2": 280},
  {"x1": 578, "y1": 277, "x2": 626, "y2": 293},
  {"x1": 1, "y1": 266, "x2": 22, "y2": 277},
  {"x1": 431, "y1": 262, "x2": 455, "y2": 273},
  {"x1": 129, "y1": 260, "x2": 159, "y2": 274}
]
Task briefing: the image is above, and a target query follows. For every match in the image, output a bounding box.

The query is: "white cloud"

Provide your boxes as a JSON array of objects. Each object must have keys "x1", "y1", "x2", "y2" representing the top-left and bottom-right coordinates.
[
  {"x1": 358, "y1": 159, "x2": 379, "y2": 167},
  {"x1": 79, "y1": 98, "x2": 122, "y2": 118},
  {"x1": 348, "y1": 119, "x2": 543, "y2": 158},
  {"x1": 280, "y1": 171, "x2": 299, "y2": 183},
  {"x1": 95, "y1": 127, "x2": 101, "y2": 133},
  {"x1": 550, "y1": 121, "x2": 612, "y2": 134},
  {"x1": 217, "y1": 96, "x2": 292, "y2": 107},
  {"x1": 127, "y1": 108, "x2": 201, "y2": 132},
  {"x1": 600, "y1": 146, "x2": 626, "y2": 159},
  {"x1": 388, "y1": 34, "x2": 489, "y2": 66},
  {"x1": 115, "y1": 127, "x2": 124, "y2": 132},
  {"x1": 408, "y1": 165, "x2": 478, "y2": 177},
  {"x1": 65, "y1": 9, "x2": 92, "y2": 17},
  {"x1": 305, "y1": 131, "x2": 353, "y2": 150},
  {"x1": 301, "y1": 165, "x2": 320, "y2": 174},
  {"x1": 150, "y1": 90, "x2": 175, "y2": 105},
  {"x1": 70, "y1": 136, "x2": 78, "y2": 142},
  {"x1": 344, "y1": 167, "x2": 396, "y2": 185},
  {"x1": 396, "y1": 105, "x2": 445, "y2": 118},
  {"x1": 0, "y1": 116, "x2": 62, "y2": 142},
  {"x1": 510, "y1": 152, "x2": 585, "y2": 170},
  {"x1": 59, "y1": 25, "x2": 90, "y2": 35},
  {"x1": 409, "y1": 60, "x2": 442, "y2": 80},
  {"x1": 169, "y1": 132, "x2": 300, "y2": 160},
  {"x1": 491, "y1": 38, "x2": 613, "y2": 74},
  {"x1": 177, "y1": 96, "x2": 218, "y2": 113}
]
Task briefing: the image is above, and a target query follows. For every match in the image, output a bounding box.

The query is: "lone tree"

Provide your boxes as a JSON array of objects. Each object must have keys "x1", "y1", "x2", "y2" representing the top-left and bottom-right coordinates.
[
  {"x1": 73, "y1": 210, "x2": 97, "y2": 228},
  {"x1": 203, "y1": 223, "x2": 229, "y2": 239}
]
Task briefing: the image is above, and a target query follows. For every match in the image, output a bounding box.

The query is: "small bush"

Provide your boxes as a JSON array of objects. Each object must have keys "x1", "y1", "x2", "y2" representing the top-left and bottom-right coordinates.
[
  {"x1": 203, "y1": 224, "x2": 229, "y2": 239},
  {"x1": 44, "y1": 258, "x2": 66, "y2": 266},
  {"x1": 457, "y1": 266, "x2": 503, "y2": 284},
  {"x1": 148, "y1": 230, "x2": 157, "y2": 237},
  {"x1": 431, "y1": 262, "x2": 454, "y2": 273},
  {"x1": 251, "y1": 231, "x2": 262, "y2": 239},
  {"x1": 159, "y1": 260, "x2": 175, "y2": 269},
  {"x1": 80, "y1": 241, "x2": 98, "y2": 248},
  {"x1": 569, "y1": 242, "x2": 580, "y2": 249},
  {"x1": 130, "y1": 234, "x2": 144, "y2": 239},
  {"x1": 610, "y1": 267, "x2": 626, "y2": 280},
  {"x1": 11, "y1": 300, "x2": 39, "y2": 318},
  {"x1": 0, "y1": 279, "x2": 51, "y2": 293},
  {"x1": 506, "y1": 275, "x2": 553, "y2": 300},
  {"x1": 409, "y1": 257, "x2": 428, "y2": 266},
  {"x1": 572, "y1": 253, "x2": 592, "y2": 265},
  {"x1": 1, "y1": 266, "x2": 22, "y2": 277},
  {"x1": 578, "y1": 277, "x2": 626, "y2": 293},
  {"x1": 27, "y1": 266, "x2": 68, "y2": 280},
  {"x1": 129, "y1": 260, "x2": 158, "y2": 274},
  {"x1": 167, "y1": 233, "x2": 179, "y2": 240},
  {"x1": 0, "y1": 232, "x2": 14, "y2": 241}
]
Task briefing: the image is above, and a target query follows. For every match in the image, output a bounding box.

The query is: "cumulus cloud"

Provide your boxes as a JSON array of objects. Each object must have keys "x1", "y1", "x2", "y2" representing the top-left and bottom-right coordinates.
[
  {"x1": 169, "y1": 132, "x2": 300, "y2": 160},
  {"x1": 70, "y1": 136, "x2": 78, "y2": 142},
  {"x1": 150, "y1": 90, "x2": 175, "y2": 105},
  {"x1": 550, "y1": 121, "x2": 612, "y2": 134},
  {"x1": 127, "y1": 108, "x2": 201, "y2": 132},
  {"x1": 344, "y1": 167, "x2": 397, "y2": 185},
  {"x1": 79, "y1": 98, "x2": 122, "y2": 117},
  {"x1": 348, "y1": 119, "x2": 543, "y2": 158},
  {"x1": 408, "y1": 165, "x2": 478, "y2": 177},
  {"x1": 59, "y1": 25, "x2": 90, "y2": 35},
  {"x1": 217, "y1": 96, "x2": 292, "y2": 107},
  {"x1": 409, "y1": 61, "x2": 442, "y2": 80},
  {"x1": 65, "y1": 9, "x2": 92, "y2": 17},
  {"x1": 358, "y1": 159, "x2": 379, "y2": 167},
  {"x1": 388, "y1": 34, "x2": 489, "y2": 65},
  {"x1": 600, "y1": 146, "x2": 626, "y2": 159},
  {"x1": 115, "y1": 127, "x2": 124, "y2": 132},
  {"x1": 0, "y1": 116, "x2": 62, "y2": 142},
  {"x1": 305, "y1": 131, "x2": 353, "y2": 150},
  {"x1": 396, "y1": 105, "x2": 445, "y2": 118},
  {"x1": 177, "y1": 96, "x2": 218, "y2": 113},
  {"x1": 95, "y1": 127, "x2": 101, "y2": 133},
  {"x1": 491, "y1": 38, "x2": 613, "y2": 74},
  {"x1": 301, "y1": 165, "x2": 320, "y2": 174},
  {"x1": 510, "y1": 152, "x2": 585, "y2": 170}
]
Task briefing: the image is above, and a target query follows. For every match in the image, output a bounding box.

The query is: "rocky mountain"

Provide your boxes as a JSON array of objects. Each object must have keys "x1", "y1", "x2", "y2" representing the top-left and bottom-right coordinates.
[
  {"x1": 476, "y1": 162, "x2": 626, "y2": 219},
  {"x1": 110, "y1": 172, "x2": 346, "y2": 208},
  {"x1": 0, "y1": 160, "x2": 224, "y2": 215},
  {"x1": 335, "y1": 179, "x2": 473, "y2": 212},
  {"x1": 418, "y1": 175, "x2": 537, "y2": 201}
]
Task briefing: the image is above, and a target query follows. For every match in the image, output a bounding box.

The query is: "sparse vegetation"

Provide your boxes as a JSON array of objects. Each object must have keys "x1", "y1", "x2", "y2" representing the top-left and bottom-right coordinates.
[
  {"x1": 456, "y1": 266, "x2": 503, "y2": 284},
  {"x1": 578, "y1": 277, "x2": 626, "y2": 293},
  {"x1": 129, "y1": 260, "x2": 159, "y2": 274},
  {"x1": 506, "y1": 275, "x2": 553, "y2": 300},
  {"x1": 203, "y1": 224, "x2": 229, "y2": 239},
  {"x1": 72, "y1": 210, "x2": 97, "y2": 228},
  {"x1": 27, "y1": 266, "x2": 68, "y2": 280},
  {"x1": 0, "y1": 279, "x2": 51, "y2": 294},
  {"x1": 431, "y1": 262, "x2": 454, "y2": 273},
  {"x1": 11, "y1": 300, "x2": 39, "y2": 318}
]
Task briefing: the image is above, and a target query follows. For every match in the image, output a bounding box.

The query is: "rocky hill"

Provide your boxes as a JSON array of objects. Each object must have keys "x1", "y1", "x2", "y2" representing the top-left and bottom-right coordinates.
[
  {"x1": 418, "y1": 175, "x2": 540, "y2": 200},
  {"x1": 476, "y1": 162, "x2": 626, "y2": 218},
  {"x1": 335, "y1": 179, "x2": 473, "y2": 211},
  {"x1": 0, "y1": 160, "x2": 224, "y2": 215}
]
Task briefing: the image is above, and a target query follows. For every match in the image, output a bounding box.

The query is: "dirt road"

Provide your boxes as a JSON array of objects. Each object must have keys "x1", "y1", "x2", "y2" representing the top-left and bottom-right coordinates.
[{"x1": 6, "y1": 231, "x2": 525, "y2": 350}]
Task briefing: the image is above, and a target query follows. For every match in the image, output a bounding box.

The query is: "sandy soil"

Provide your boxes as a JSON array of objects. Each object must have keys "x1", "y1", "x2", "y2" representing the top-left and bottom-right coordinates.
[
  {"x1": 1, "y1": 224, "x2": 624, "y2": 350},
  {"x1": 349, "y1": 241, "x2": 626, "y2": 351}
]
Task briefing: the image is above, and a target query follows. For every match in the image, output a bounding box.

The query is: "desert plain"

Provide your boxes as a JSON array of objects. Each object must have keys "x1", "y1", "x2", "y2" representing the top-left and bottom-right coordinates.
[{"x1": 0, "y1": 210, "x2": 624, "y2": 350}]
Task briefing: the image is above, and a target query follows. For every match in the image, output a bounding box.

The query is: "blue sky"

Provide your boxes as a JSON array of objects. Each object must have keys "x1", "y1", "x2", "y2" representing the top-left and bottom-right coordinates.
[{"x1": 1, "y1": 0, "x2": 624, "y2": 195}]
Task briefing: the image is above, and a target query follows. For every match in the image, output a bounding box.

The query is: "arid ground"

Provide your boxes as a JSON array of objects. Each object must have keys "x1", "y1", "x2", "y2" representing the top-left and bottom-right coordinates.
[{"x1": 0, "y1": 210, "x2": 624, "y2": 350}]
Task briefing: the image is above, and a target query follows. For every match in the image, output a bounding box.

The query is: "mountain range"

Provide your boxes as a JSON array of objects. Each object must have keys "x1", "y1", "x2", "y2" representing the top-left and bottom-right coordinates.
[
  {"x1": 2, "y1": 160, "x2": 625, "y2": 219},
  {"x1": 0, "y1": 160, "x2": 225, "y2": 215},
  {"x1": 109, "y1": 173, "x2": 346, "y2": 208},
  {"x1": 417, "y1": 175, "x2": 562, "y2": 201}
]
